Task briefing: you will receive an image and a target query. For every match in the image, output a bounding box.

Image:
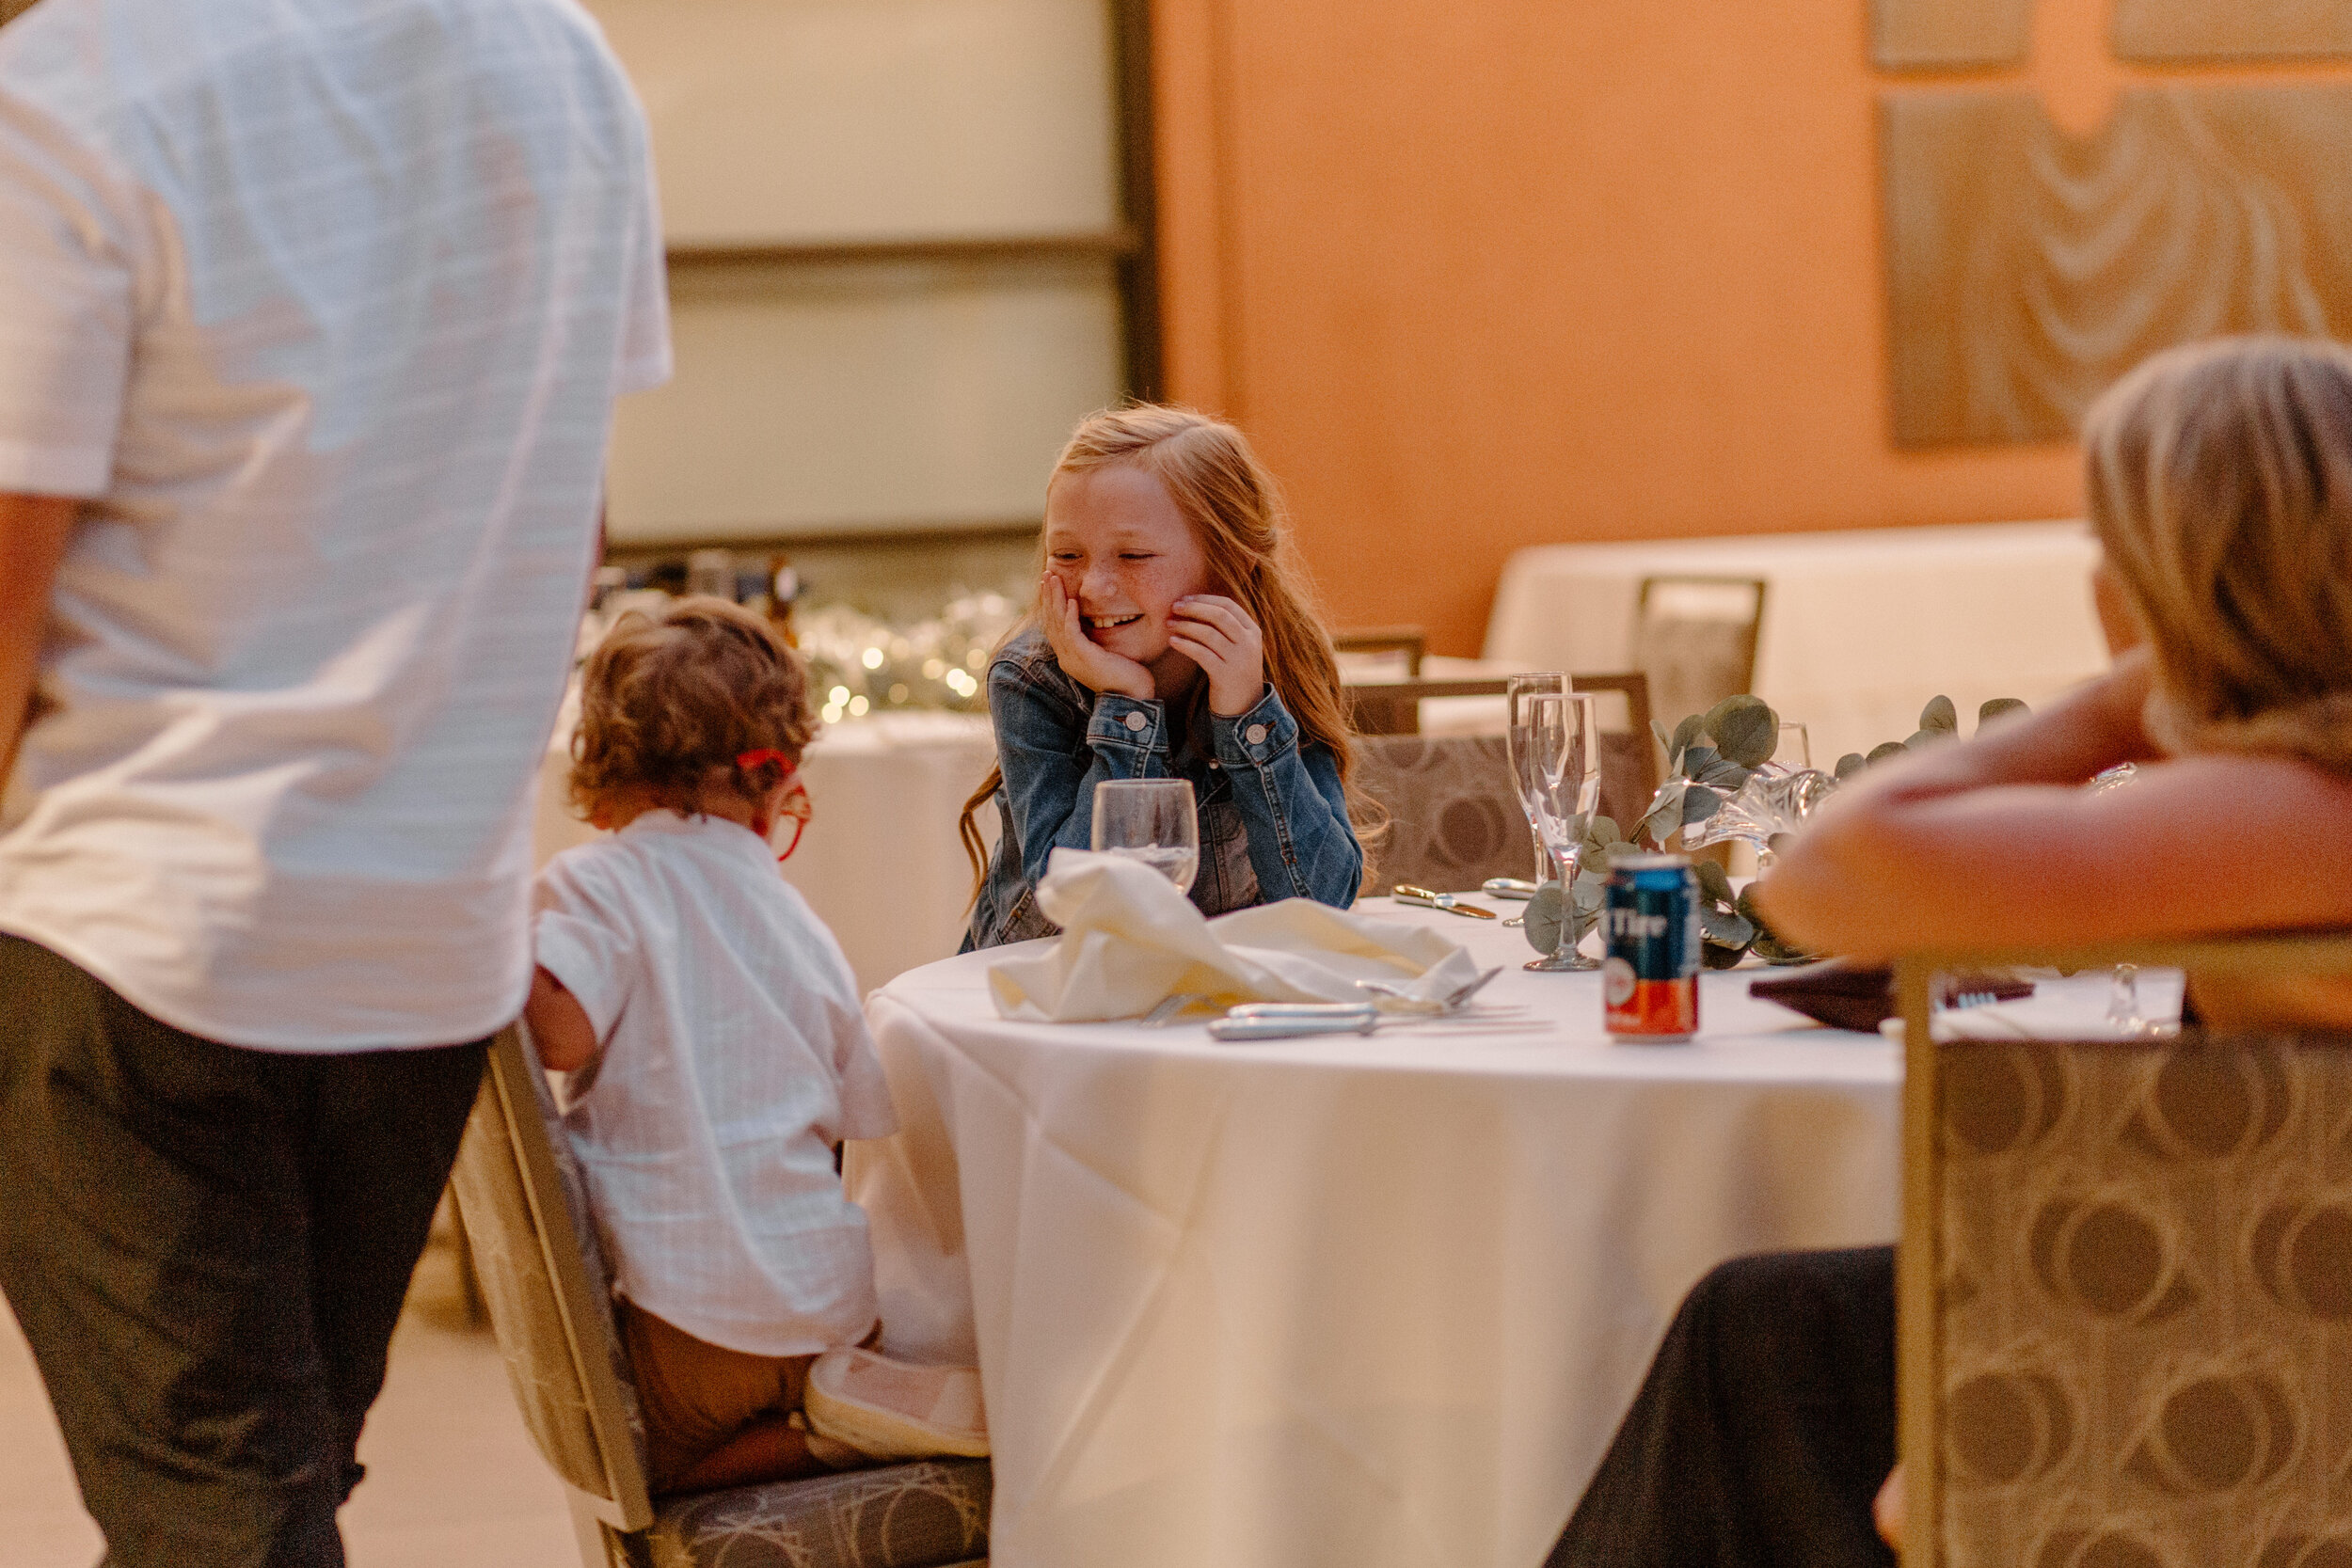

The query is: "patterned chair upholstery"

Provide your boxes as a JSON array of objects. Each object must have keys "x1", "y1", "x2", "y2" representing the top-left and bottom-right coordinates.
[
  {"x1": 1352, "y1": 731, "x2": 1653, "y2": 894},
  {"x1": 450, "y1": 1028, "x2": 991, "y2": 1568},
  {"x1": 1895, "y1": 934, "x2": 2352, "y2": 1568}
]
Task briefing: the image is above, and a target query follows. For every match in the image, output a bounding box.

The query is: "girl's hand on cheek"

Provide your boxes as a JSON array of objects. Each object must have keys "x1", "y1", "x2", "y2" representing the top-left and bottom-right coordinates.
[
  {"x1": 1040, "y1": 573, "x2": 1154, "y2": 700},
  {"x1": 1169, "y1": 594, "x2": 1266, "y2": 717}
]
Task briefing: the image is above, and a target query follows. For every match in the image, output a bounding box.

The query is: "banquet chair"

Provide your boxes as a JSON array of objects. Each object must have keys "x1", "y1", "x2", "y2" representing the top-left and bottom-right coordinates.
[
  {"x1": 1352, "y1": 718, "x2": 1653, "y2": 892},
  {"x1": 1341, "y1": 663, "x2": 1657, "y2": 804},
  {"x1": 1331, "y1": 625, "x2": 1428, "y2": 677},
  {"x1": 1344, "y1": 675, "x2": 1510, "y2": 736},
  {"x1": 1630, "y1": 575, "x2": 1765, "y2": 732},
  {"x1": 1891, "y1": 931, "x2": 2352, "y2": 1568},
  {"x1": 448, "y1": 1026, "x2": 992, "y2": 1568}
]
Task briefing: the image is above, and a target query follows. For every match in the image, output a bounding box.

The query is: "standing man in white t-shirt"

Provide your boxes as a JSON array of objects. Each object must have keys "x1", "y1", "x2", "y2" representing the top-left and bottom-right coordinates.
[{"x1": 0, "y1": 0, "x2": 668, "y2": 1560}]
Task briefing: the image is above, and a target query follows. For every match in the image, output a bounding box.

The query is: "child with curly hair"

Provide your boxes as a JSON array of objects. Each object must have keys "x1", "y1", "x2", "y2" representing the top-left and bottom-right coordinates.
[{"x1": 524, "y1": 596, "x2": 986, "y2": 1493}]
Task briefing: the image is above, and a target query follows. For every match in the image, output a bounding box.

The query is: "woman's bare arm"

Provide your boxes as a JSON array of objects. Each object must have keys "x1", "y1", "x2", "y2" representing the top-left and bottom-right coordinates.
[{"x1": 1756, "y1": 655, "x2": 2352, "y2": 956}]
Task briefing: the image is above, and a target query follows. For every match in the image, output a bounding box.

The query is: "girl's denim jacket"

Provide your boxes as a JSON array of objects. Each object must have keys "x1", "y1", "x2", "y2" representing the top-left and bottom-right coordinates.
[{"x1": 962, "y1": 626, "x2": 1365, "y2": 951}]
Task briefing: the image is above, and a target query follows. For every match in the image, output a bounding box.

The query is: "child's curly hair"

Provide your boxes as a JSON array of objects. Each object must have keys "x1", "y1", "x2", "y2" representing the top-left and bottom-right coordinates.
[{"x1": 569, "y1": 596, "x2": 816, "y2": 823}]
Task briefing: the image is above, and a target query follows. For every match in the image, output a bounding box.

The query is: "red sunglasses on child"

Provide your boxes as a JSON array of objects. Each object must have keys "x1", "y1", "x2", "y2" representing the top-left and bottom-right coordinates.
[{"x1": 736, "y1": 749, "x2": 810, "y2": 862}]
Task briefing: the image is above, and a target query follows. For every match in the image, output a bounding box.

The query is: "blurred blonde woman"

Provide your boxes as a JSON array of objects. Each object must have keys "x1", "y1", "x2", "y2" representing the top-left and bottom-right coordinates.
[
  {"x1": 959, "y1": 404, "x2": 1369, "y2": 950},
  {"x1": 1550, "y1": 336, "x2": 2352, "y2": 1568}
]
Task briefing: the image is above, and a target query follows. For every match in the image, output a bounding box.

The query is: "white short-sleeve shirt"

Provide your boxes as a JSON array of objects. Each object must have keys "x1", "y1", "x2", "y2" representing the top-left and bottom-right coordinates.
[
  {"x1": 0, "y1": 0, "x2": 669, "y2": 1050},
  {"x1": 532, "y1": 812, "x2": 900, "y2": 1357}
]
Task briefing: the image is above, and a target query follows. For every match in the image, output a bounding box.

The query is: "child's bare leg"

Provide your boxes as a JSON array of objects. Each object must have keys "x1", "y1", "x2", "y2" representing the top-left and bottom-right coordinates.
[{"x1": 664, "y1": 1415, "x2": 829, "y2": 1493}]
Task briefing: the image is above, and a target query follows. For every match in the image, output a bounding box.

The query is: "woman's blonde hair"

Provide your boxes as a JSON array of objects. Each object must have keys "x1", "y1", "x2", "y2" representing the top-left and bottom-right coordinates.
[
  {"x1": 2086, "y1": 336, "x2": 2352, "y2": 774},
  {"x1": 958, "y1": 404, "x2": 1379, "y2": 892},
  {"x1": 570, "y1": 596, "x2": 815, "y2": 822}
]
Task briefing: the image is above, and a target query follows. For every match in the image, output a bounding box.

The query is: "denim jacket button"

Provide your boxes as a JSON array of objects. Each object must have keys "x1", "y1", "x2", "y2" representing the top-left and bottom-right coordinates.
[
  {"x1": 1124, "y1": 711, "x2": 1148, "y2": 732},
  {"x1": 1245, "y1": 723, "x2": 1268, "y2": 745}
]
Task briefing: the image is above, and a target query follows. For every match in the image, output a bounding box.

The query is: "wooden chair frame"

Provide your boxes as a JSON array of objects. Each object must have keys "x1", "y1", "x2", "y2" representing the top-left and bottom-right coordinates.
[
  {"x1": 1331, "y1": 626, "x2": 1429, "y2": 677},
  {"x1": 455, "y1": 1027, "x2": 656, "y2": 1564},
  {"x1": 1891, "y1": 929, "x2": 2352, "y2": 1567},
  {"x1": 1632, "y1": 574, "x2": 1768, "y2": 723}
]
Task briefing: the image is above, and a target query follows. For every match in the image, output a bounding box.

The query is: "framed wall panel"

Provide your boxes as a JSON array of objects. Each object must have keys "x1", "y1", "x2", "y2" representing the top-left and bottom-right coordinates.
[
  {"x1": 587, "y1": 0, "x2": 1156, "y2": 549},
  {"x1": 583, "y1": 0, "x2": 1120, "y2": 246},
  {"x1": 604, "y1": 255, "x2": 1123, "y2": 540}
]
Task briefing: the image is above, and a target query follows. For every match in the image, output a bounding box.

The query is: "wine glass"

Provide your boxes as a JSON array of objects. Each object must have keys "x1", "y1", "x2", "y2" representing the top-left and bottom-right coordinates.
[
  {"x1": 1091, "y1": 779, "x2": 1200, "y2": 894},
  {"x1": 2086, "y1": 763, "x2": 2161, "y2": 1035},
  {"x1": 1519, "y1": 691, "x2": 1604, "y2": 972},
  {"x1": 1506, "y1": 672, "x2": 1569, "y2": 885}
]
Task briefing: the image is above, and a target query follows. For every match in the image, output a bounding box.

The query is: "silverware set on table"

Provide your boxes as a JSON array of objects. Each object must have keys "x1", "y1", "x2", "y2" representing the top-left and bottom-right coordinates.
[
  {"x1": 1135, "y1": 967, "x2": 1555, "y2": 1042},
  {"x1": 1395, "y1": 879, "x2": 1539, "y2": 927}
]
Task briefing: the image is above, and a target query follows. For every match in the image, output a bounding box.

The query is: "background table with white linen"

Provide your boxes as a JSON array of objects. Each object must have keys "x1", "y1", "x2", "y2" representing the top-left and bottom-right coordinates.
[
  {"x1": 847, "y1": 897, "x2": 1906, "y2": 1568},
  {"x1": 535, "y1": 710, "x2": 998, "y2": 991},
  {"x1": 1481, "y1": 520, "x2": 2112, "y2": 762}
]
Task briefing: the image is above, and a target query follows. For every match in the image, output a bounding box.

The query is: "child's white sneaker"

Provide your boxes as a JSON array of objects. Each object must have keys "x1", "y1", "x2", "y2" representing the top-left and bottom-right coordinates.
[{"x1": 804, "y1": 1348, "x2": 989, "y2": 1460}]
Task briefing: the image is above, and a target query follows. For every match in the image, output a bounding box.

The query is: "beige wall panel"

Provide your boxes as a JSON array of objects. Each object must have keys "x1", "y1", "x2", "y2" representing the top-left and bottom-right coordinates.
[
  {"x1": 604, "y1": 259, "x2": 1122, "y2": 540},
  {"x1": 1869, "y1": 0, "x2": 2030, "y2": 71},
  {"x1": 583, "y1": 0, "x2": 1119, "y2": 245},
  {"x1": 2114, "y1": 0, "x2": 2352, "y2": 62}
]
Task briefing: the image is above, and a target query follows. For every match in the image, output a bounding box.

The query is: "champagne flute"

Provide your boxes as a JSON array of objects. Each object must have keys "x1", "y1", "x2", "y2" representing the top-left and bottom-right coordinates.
[
  {"x1": 2086, "y1": 763, "x2": 2160, "y2": 1035},
  {"x1": 1520, "y1": 691, "x2": 1604, "y2": 972},
  {"x1": 1506, "y1": 672, "x2": 1569, "y2": 885},
  {"x1": 1091, "y1": 778, "x2": 1200, "y2": 894}
]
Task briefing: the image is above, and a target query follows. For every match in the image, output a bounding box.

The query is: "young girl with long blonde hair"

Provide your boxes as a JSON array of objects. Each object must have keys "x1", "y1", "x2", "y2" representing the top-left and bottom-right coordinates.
[{"x1": 959, "y1": 404, "x2": 1368, "y2": 949}]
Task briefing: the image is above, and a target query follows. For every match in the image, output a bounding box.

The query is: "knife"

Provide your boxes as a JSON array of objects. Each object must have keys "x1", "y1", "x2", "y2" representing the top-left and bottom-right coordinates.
[{"x1": 1392, "y1": 884, "x2": 1499, "y2": 919}]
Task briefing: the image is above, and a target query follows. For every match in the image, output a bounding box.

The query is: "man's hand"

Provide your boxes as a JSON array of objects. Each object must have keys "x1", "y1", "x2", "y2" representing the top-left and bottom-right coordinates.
[
  {"x1": 0, "y1": 492, "x2": 76, "y2": 784},
  {"x1": 1039, "y1": 573, "x2": 1154, "y2": 701},
  {"x1": 1874, "y1": 1463, "x2": 1903, "y2": 1552},
  {"x1": 1168, "y1": 594, "x2": 1266, "y2": 718}
]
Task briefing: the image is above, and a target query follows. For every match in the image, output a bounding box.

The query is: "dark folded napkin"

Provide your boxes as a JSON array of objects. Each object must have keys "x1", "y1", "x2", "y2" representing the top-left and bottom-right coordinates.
[{"x1": 1748, "y1": 958, "x2": 2034, "y2": 1034}]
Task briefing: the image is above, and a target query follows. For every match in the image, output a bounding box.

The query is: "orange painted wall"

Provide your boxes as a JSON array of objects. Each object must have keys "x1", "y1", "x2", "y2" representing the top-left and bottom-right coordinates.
[{"x1": 1150, "y1": 0, "x2": 2094, "y2": 654}]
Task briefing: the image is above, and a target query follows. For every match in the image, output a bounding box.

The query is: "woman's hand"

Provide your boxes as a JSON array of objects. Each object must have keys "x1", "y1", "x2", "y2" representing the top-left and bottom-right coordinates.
[
  {"x1": 1169, "y1": 594, "x2": 1266, "y2": 717},
  {"x1": 1040, "y1": 573, "x2": 1154, "y2": 700},
  {"x1": 1874, "y1": 1465, "x2": 1903, "y2": 1552}
]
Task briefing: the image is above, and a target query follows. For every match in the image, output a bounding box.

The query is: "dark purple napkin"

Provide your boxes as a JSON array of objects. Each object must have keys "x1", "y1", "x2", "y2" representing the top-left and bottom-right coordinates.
[{"x1": 1748, "y1": 958, "x2": 2033, "y2": 1034}]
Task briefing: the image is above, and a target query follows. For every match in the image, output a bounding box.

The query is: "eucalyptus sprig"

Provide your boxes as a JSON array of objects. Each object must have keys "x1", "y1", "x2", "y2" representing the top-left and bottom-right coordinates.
[
  {"x1": 1618, "y1": 689, "x2": 2033, "y2": 967},
  {"x1": 1521, "y1": 825, "x2": 1817, "y2": 967},
  {"x1": 1520, "y1": 814, "x2": 1640, "y2": 957},
  {"x1": 1640, "y1": 694, "x2": 1781, "y2": 847},
  {"x1": 1831, "y1": 695, "x2": 2029, "y2": 780}
]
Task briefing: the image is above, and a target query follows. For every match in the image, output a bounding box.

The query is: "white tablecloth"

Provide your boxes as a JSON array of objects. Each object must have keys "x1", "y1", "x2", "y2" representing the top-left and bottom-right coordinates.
[
  {"x1": 846, "y1": 899, "x2": 1906, "y2": 1568},
  {"x1": 534, "y1": 711, "x2": 998, "y2": 991},
  {"x1": 1482, "y1": 521, "x2": 2111, "y2": 763}
]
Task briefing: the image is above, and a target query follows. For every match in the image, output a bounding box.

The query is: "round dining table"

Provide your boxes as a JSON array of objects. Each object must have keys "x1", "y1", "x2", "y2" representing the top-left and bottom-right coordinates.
[{"x1": 845, "y1": 895, "x2": 1905, "y2": 1568}]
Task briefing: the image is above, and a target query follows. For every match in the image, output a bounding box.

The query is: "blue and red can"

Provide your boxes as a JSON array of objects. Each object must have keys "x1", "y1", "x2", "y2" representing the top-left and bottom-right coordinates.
[{"x1": 1602, "y1": 853, "x2": 1701, "y2": 1041}]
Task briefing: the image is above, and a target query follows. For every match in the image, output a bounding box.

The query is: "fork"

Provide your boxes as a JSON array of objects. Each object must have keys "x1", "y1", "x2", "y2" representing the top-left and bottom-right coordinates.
[
  {"x1": 1139, "y1": 993, "x2": 1211, "y2": 1028},
  {"x1": 1354, "y1": 967, "x2": 1504, "y2": 1015}
]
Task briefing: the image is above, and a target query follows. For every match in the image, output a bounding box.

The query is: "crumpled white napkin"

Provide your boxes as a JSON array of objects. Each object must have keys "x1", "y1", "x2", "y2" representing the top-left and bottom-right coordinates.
[{"x1": 988, "y1": 848, "x2": 1482, "y2": 1022}]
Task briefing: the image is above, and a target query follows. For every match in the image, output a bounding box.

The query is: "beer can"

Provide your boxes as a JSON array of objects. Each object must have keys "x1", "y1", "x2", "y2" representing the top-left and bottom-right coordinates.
[{"x1": 1602, "y1": 853, "x2": 1701, "y2": 1042}]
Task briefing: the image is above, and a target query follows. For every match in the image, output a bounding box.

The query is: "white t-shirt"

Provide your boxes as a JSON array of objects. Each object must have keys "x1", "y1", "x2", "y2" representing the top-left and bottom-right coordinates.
[
  {"x1": 0, "y1": 0, "x2": 670, "y2": 1050},
  {"x1": 532, "y1": 812, "x2": 900, "y2": 1357}
]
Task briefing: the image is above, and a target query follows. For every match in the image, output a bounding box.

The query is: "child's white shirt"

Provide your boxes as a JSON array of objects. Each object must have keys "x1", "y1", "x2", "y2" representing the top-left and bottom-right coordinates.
[{"x1": 531, "y1": 809, "x2": 898, "y2": 1357}]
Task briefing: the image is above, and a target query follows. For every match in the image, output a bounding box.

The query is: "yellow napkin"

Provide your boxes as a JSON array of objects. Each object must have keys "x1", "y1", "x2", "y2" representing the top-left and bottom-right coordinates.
[{"x1": 988, "y1": 848, "x2": 1481, "y2": 1022}]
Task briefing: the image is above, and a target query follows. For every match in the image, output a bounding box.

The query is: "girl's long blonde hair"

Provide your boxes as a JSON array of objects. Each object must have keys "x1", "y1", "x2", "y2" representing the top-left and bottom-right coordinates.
[
  {"x1": 2086, "y1": 336, "x2": 2352, "y2": 774},
  {"x1": 958, "y1": 404, "x2": 1378, "y2": 895}
]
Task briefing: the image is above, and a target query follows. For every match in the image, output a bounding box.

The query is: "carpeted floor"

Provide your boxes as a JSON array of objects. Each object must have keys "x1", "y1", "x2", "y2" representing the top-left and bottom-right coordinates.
[{"x1": 0, "y1": 1213, "x2": 578, "y2": 1568}]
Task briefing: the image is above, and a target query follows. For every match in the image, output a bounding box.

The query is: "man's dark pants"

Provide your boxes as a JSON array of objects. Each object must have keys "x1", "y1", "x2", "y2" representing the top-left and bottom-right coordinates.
[
  {"x1": 1547, "y1": 1245, "x2": 1899, "y2": 1568},
  {"x1": 0, "y1": 934, "x2": 489, "y2": 1567}
]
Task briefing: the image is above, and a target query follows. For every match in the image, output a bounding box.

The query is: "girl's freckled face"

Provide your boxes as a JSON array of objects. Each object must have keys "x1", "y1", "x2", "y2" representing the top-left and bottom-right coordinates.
[{"x1": 1042, "y1": 465, "x2": 1213, "y2": 665}]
